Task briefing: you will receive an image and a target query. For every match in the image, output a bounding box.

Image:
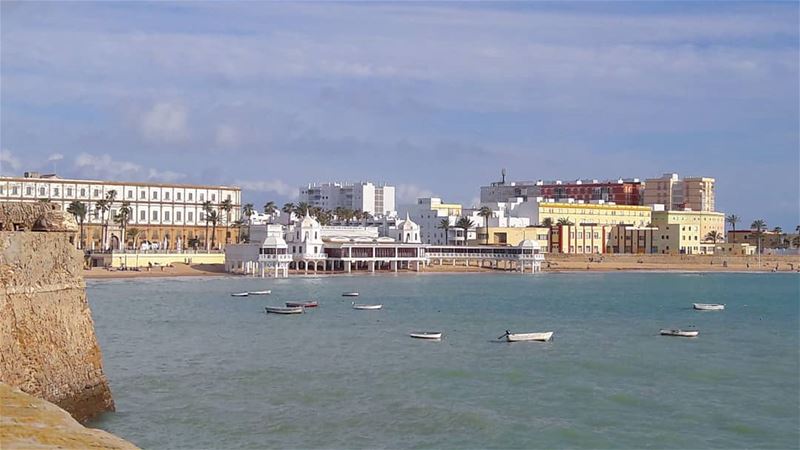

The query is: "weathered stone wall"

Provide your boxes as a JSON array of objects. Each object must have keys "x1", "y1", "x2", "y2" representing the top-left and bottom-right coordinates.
[
  {"x1": 0, "y1": 225, "x2": 114, "y2": 422},
  {"x1": 0, "y1": 202, "x2": 77, "y2": 232},
  {"x1": 1, "y1": 383, "x2": 138, "y2": 449}
]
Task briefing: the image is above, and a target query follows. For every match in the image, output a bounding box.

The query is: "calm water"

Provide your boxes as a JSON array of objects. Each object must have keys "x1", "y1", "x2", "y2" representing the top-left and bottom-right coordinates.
[{"x1": 88, "y1": 273, "x2": 799, "y2": 449}]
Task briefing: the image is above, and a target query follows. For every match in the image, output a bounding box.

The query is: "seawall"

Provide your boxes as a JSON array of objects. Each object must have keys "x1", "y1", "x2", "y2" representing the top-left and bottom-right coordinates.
[{"x1": 0, "y1": 203, "x2": 114, "y2": 423}]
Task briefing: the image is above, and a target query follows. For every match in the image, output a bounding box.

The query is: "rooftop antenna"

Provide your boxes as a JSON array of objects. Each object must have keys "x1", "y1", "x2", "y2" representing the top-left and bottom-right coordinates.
[{"x1": 501, "y1": 168, "x2": 506, "y2": 184}]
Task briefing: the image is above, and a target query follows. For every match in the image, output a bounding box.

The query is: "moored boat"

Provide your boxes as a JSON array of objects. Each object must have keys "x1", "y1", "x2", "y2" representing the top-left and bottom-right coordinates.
[
  {"x1": 342, "y1": 292, "x2": 360, "y2": 297},
  {"x1": 499, "y1": 330, "x2": 553, "y2": 342},
  {"x1": 249, "y1": 290, "x2": 271, "y2": 295},
  {"x1": 352, "y1": 302, "x2": 382, "y2": 310},
  {"x1": 265, "y1": 306, "x2": 304, "y2": 314},
  {"x1": 693, "y1": 303, "x2": 724, "y2": 311},
  {"x1": 231, "y1": 292, "x2": 249, "y2": 297},
  {"x1": 660, "y1": 329, "x2": 699, "y2": 337},
  {"x1": 285, "y1": 301, "x2": 318, "y2": 308},
  {"x1": 409, "y1": 332, "x2": 442, "y2": 340}
]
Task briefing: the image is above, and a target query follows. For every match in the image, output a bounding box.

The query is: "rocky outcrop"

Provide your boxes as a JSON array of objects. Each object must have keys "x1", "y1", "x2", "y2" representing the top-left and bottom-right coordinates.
[
  {"x1": 0, "y1": 383, "x2": 138, "y2": 449},
  {"x1": 0, "y1": 202, "x2": 77, "y2": 232},
  {"x1": 1, "y1": 203, "x2": 113, "y2": 423}
]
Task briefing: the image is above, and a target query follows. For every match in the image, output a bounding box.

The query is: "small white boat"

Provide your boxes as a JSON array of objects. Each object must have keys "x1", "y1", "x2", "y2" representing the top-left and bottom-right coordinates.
[
  {"x1": 352, "y1": 302, "x2": 382, "y2": 310},
  {"x1": 660, "y1": 329, "x2": 699, "y2": 337},
  {"x1": 499, "y1": 330, "x2": 553, "y2": 342},
  {"x1": 342, "y1": 292, "x2": 360, "y2": 297},
  {"x1": 265, "y1": 306, "x2": 304, "y2": 315},
  {"x1": 409, "y1": 332, "x2": 442, "y2": 340},
  {"x1": 693, "y1": 303, "x2": 724, "y2": 311},
  {"x1": 231, "y1": 292, "x2": 249, "y2": 297},
  {"x1": 249, "y1": 290, "x2": 271, "y2": 295}
]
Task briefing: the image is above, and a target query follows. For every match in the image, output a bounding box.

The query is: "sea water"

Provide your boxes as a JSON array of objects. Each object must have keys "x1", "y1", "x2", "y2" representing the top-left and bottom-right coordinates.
[{"x1": 88, "y1": 273, "x2": 799, "y2": 449}]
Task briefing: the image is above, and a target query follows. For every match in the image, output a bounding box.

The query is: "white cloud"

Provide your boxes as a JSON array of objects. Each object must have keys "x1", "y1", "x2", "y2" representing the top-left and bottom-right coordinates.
[
  {"x1": 215, "y1": 124, "x2": 240, "y2": 148},
  {"x1": 73, "y1": 152, "x2": 186, "y2": 182},
  {"x1": 0, "y1": 149, "x2": 21, "y2": 175},
  {"x1": 395, "y1": 183, "x2": 433, "y2": 205},
  {"x1": 236, "y1": 179, "x2": 297, "y2": 199},
  {"x1": 140, "y1": 102, "x2": 189, "y2": 143},
  {"x1": 47, "y1": 153, "x2": 64, "y2": 162}
]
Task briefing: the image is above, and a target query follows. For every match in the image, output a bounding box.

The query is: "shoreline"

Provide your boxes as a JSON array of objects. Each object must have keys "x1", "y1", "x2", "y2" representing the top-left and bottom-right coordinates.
[{"x1": 82, "y1": 261, "x2": 799, "y2": 281}]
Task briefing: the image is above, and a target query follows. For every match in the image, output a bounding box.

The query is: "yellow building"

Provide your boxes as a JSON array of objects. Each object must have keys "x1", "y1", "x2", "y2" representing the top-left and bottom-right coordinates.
[
  {"x1": 474, "y1": 226, "x2": 550, "y2": 249},
  {"x1": 535, "y1": 201, "x2": 652, "y2": 228},
  {"x1": 656, "y1": 223, "x2": 702, "y2": 254},
  {"x1": 650, "y1": 209, "x2": 725, "y2": 242},
  {"x1": 643, "y1": 173, "x2": 715, "y2": 212},
  {"x1": 607, "y1": 225, "x2": 659, "y2": 254}
]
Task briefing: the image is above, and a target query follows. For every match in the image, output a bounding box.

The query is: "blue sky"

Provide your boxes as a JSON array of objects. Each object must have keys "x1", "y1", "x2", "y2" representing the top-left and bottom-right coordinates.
[{"x1": 1, "y1": 1, "x2": 798, "y2": 229}]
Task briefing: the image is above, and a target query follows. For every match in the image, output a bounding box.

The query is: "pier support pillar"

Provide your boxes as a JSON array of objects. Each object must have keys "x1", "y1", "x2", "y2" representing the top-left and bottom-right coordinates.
[{"x1": 391, "y1": 261, "x2": 398, "y2": 272}]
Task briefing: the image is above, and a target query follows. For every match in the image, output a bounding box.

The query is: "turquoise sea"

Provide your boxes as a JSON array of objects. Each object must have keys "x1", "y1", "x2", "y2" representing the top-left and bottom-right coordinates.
[{"x1": 88, "y1": 273, "x2": 799, "y2": 449}]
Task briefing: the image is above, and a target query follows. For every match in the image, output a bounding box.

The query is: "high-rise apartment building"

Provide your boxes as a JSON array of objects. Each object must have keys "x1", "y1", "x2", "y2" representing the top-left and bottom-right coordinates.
[
  {"x1": 299, "y1": 182, "x2": 395, "y2": 217},
  {"x1": 643, "y1": 173, "x2": 715, "y2": 211},
  {"x1": 536, "y1": 178, "x2": 644, "y2": 205}
]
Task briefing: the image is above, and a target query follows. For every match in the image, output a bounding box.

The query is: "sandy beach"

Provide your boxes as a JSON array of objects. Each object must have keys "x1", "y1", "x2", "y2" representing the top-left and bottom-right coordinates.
[{"x1": 83, "y1": 254, "x2": 800, "y2": 280}]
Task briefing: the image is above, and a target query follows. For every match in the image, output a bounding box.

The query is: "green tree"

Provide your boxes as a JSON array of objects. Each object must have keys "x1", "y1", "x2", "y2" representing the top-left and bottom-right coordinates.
[
  {"x1": 438, "y1": 218, "x2": 451, "y2": 245},
  {"x1": 751, "y1": 219, "x2": 766, "y2": 254},
  {"x1": 478, "y1": 206, "x2": 493, "y2": 244},
  {"x1": 114, "y1": 201, "x2": 132, "y2": 250},
  {"x1": 127, "y1": 227, "x2": 142, "y2": 249},
  {"x1": 541, "y1": 217, "x2": 554, "y2": 228},
  {"x1": 726, "y1": 214, "x2": 740, "y2": 231},
  {"x1": 208, "y1": 210, "x2": 219, "y2": 250},
  {"x1": 263, "y1": 201, "x2": 277, "y2": 217},
  {"x1": 456, "y1": 216, "x2": 475, "y2": 246},
  {"x1": 94, "y1": 198, "x2": 110, "y2": 250},
  {"x1": 282, "y1": 202, "x2": 295, "y2": 216},
  {"x1": 66, "y1": 201, "x2": 87, "y2": 249},
  {"x1": 104, "y1": 190, "x2": 117, "y2": 250},
  {"x1": 220, "y1": 199, "x2": 234, "y2": 244},
  {"x1": 705, "y1": 230, "x2": 722, "y2": 243},
  {"x1": 557, "y1": 217, "x2": 575, "y2": 226},
  {"x1": 295, "y1": 202, "x2": 311, "y2": 217},
  {"x1": 201, "y1": 201, "x2": 213, "y2": 249}
]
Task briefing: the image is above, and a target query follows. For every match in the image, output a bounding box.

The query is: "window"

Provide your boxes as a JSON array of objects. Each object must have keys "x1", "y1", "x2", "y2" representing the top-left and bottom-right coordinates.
[
  {"x1": 140, "y1": 211, "x2": 146, "y2": 221},
  {"x1": 188, "y1": 193, "x2": 193, "y2": 201},
  {"x1": 26, "y1": 187, "x2": 32, "y2": 195},
  {"x1": 80, "y1": 188, "x2": 86, "y2": 197},
  {"x1": 66, "y1": 187, "x2": 73, "y2": 196},
  {"x1": 12, "y1": 186, "x2": 18, "y2": 195},
  {"x1": 176, "y1": 211, "x2": 182, "y2": 221},
  {"x1": 39, "y1": 187, "x2": 46, "y2": 195},
  {"x1": 199, "y1": 194, "x2": 204, "y2": 202},
  {"x1": 164, "y1": 211, "x2": 170, "y2": 221},
  {"x1": 177, "y1": 192, "x2": 182, "y2": 201},
  {"x1": 211, "y1": 194, "x2": 216, "y2": 202},
  {"x1": 53, "y1": 188, "x2": 59, "y2": 196},
  {"x1": 140, "y1": 191, "x2": 146, "y2": 199},
  {"x1": 152, "y1": 191, "x2": 158, "y2": 200},
  {"x1": 200, "y1": 213, "x2": 205, "y2": 221},
  {"x1": 227, "y1": 194, "x2": 231, "y2": 201},
  {"x1": 152, "y1": 211, "x2": 159, "y2": 221},
  {"x1": 93, "y1": 189, "x2": 99, "y2": 197},
  {"x1": 165, "y1": 192, "x2": 170, "y2": 200},
  {"x1": 188, "y1": 212, "x2": 194, "y2": 222},
  {"x1": 127, "y1": 190, "x2": 133, "y2": 199}
]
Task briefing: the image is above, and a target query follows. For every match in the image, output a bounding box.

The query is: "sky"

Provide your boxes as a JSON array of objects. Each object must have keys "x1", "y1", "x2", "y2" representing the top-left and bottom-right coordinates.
[{"x1": 1, "y1": 1, "x2": 798, "y2": 229}]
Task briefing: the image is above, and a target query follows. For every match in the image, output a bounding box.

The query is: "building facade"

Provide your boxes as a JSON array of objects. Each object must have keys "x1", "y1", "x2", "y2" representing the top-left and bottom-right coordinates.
[
  {"x1": 0, "y1": 172, "x2": 241, "y2": 251},
  {"x1": 650, "y1": 209, "x2": 725, "y2": 243},
  {"x1": 475, "y1": 226, "x2": 550, "y2": 249},
  {"x1": 643, "y1": 173, "x2": 715, "y2": 212},
  {"x1": 514, "y1": 199, "x2": 652, "y2": 228},
  {"x1": 299, "y1": 182, "x2": 396, "y2": 217},
  {"x1": 537, "y1": 179, "x2": 644, "y2": 205}
]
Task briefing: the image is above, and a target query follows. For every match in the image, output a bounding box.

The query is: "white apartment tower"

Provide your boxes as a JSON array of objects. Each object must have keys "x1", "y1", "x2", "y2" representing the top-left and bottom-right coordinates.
[{"x1": 299, "y1": 182, "x2": 396, "y2": 217}]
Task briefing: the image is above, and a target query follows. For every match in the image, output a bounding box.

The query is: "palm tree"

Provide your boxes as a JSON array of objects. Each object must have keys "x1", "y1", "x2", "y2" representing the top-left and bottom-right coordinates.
[
  {"x1": 103, "y1": 190, "x2": 117, "y2": 250},
  {"x1": 705, "y1": 230, "x2": 722, "y2": 243},
  {"x1": 478, "y1": 206, "x2": 493, "y2": 244},
  {"x1": 67, "y1": 201, "x2": 87, "y2": 249},
  {"x1": 242, "y1": 203, "x2": 254, "y2": 222},
  {"x1": 557, "y1": 217, "x2": 574, "y2": 226},
  {"x1": 751, "y1": 219, "x2": 766, "y2": 254},
  {"x1": 127, "y1": 227, "x2": 142, "y2": 249},
  {"x1": 726, "y1": 214, "x2": 740, "y2": 232},
  {"x1": 541, "y1": 217, "x2": 554, "y2": 228},
  {"x1": 456, "y1": 216, "x2": 475, "y2": 246},
  {"x1": 94, "y1": 198, "x2": 109, "y2": 251},
  {"x1": 792, "y1": 236, "x2": 800, "y2": 249},
  {"x1": 114, "y1": 201, "x2": 132, "y2": 250},
  {"x1": 208, "y1": 210, "x2": 219, "y2": 250},
  {"x1": 295, "y1": 202, "x2": 311, "y2": 217},
  {"x1": 220, "y1": 199, "x2": 233, "y2": 244},
  {"x1": 438, "y1": 218, "x2": 451, "y2": 245},
  {"x1": 263, "y1": 201, "x2": 277, "y2": 217},
  {"x1": 317, "y1": 209, "x2": 333, "y2": 226},
  {"x1": 282, "y1": 202, "x2": 295, "y2": 217},
  {"x1": 201, "y1": 201, "x2": 213, "y2": 249}
]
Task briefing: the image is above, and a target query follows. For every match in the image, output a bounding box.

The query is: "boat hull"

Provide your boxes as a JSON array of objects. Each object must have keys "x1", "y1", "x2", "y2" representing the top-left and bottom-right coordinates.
[
  {"x1": 265, "y1": 306, "x2": 304, "y2": 314},
  {"x1": 352, "y1": 304, "x2": 382, "y2": 310},
  {"x1": 285, "y1": 301, "x2": 318, "y2": 308},
  {"x1": 506, "y1": 332, "x2": 553, "y2": 342},
  {"x1": 231, "y1": 293, "x2": 249, "y2": 297},
  {"x1": 409, "y1": 332, "x2": 442, "y2": 340},
  {"x1": 693, "y1": 303, "x2": 724, "y2": 311},
  {"x1": 342, "y1": 292, "x2": 360, "y2": 297},
  {"x1": 660, "y1": 329, "x2": 699, "y2": 337},
  {"x1": 249, "y1": 290, "x2": 271, "y2": 295}
]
